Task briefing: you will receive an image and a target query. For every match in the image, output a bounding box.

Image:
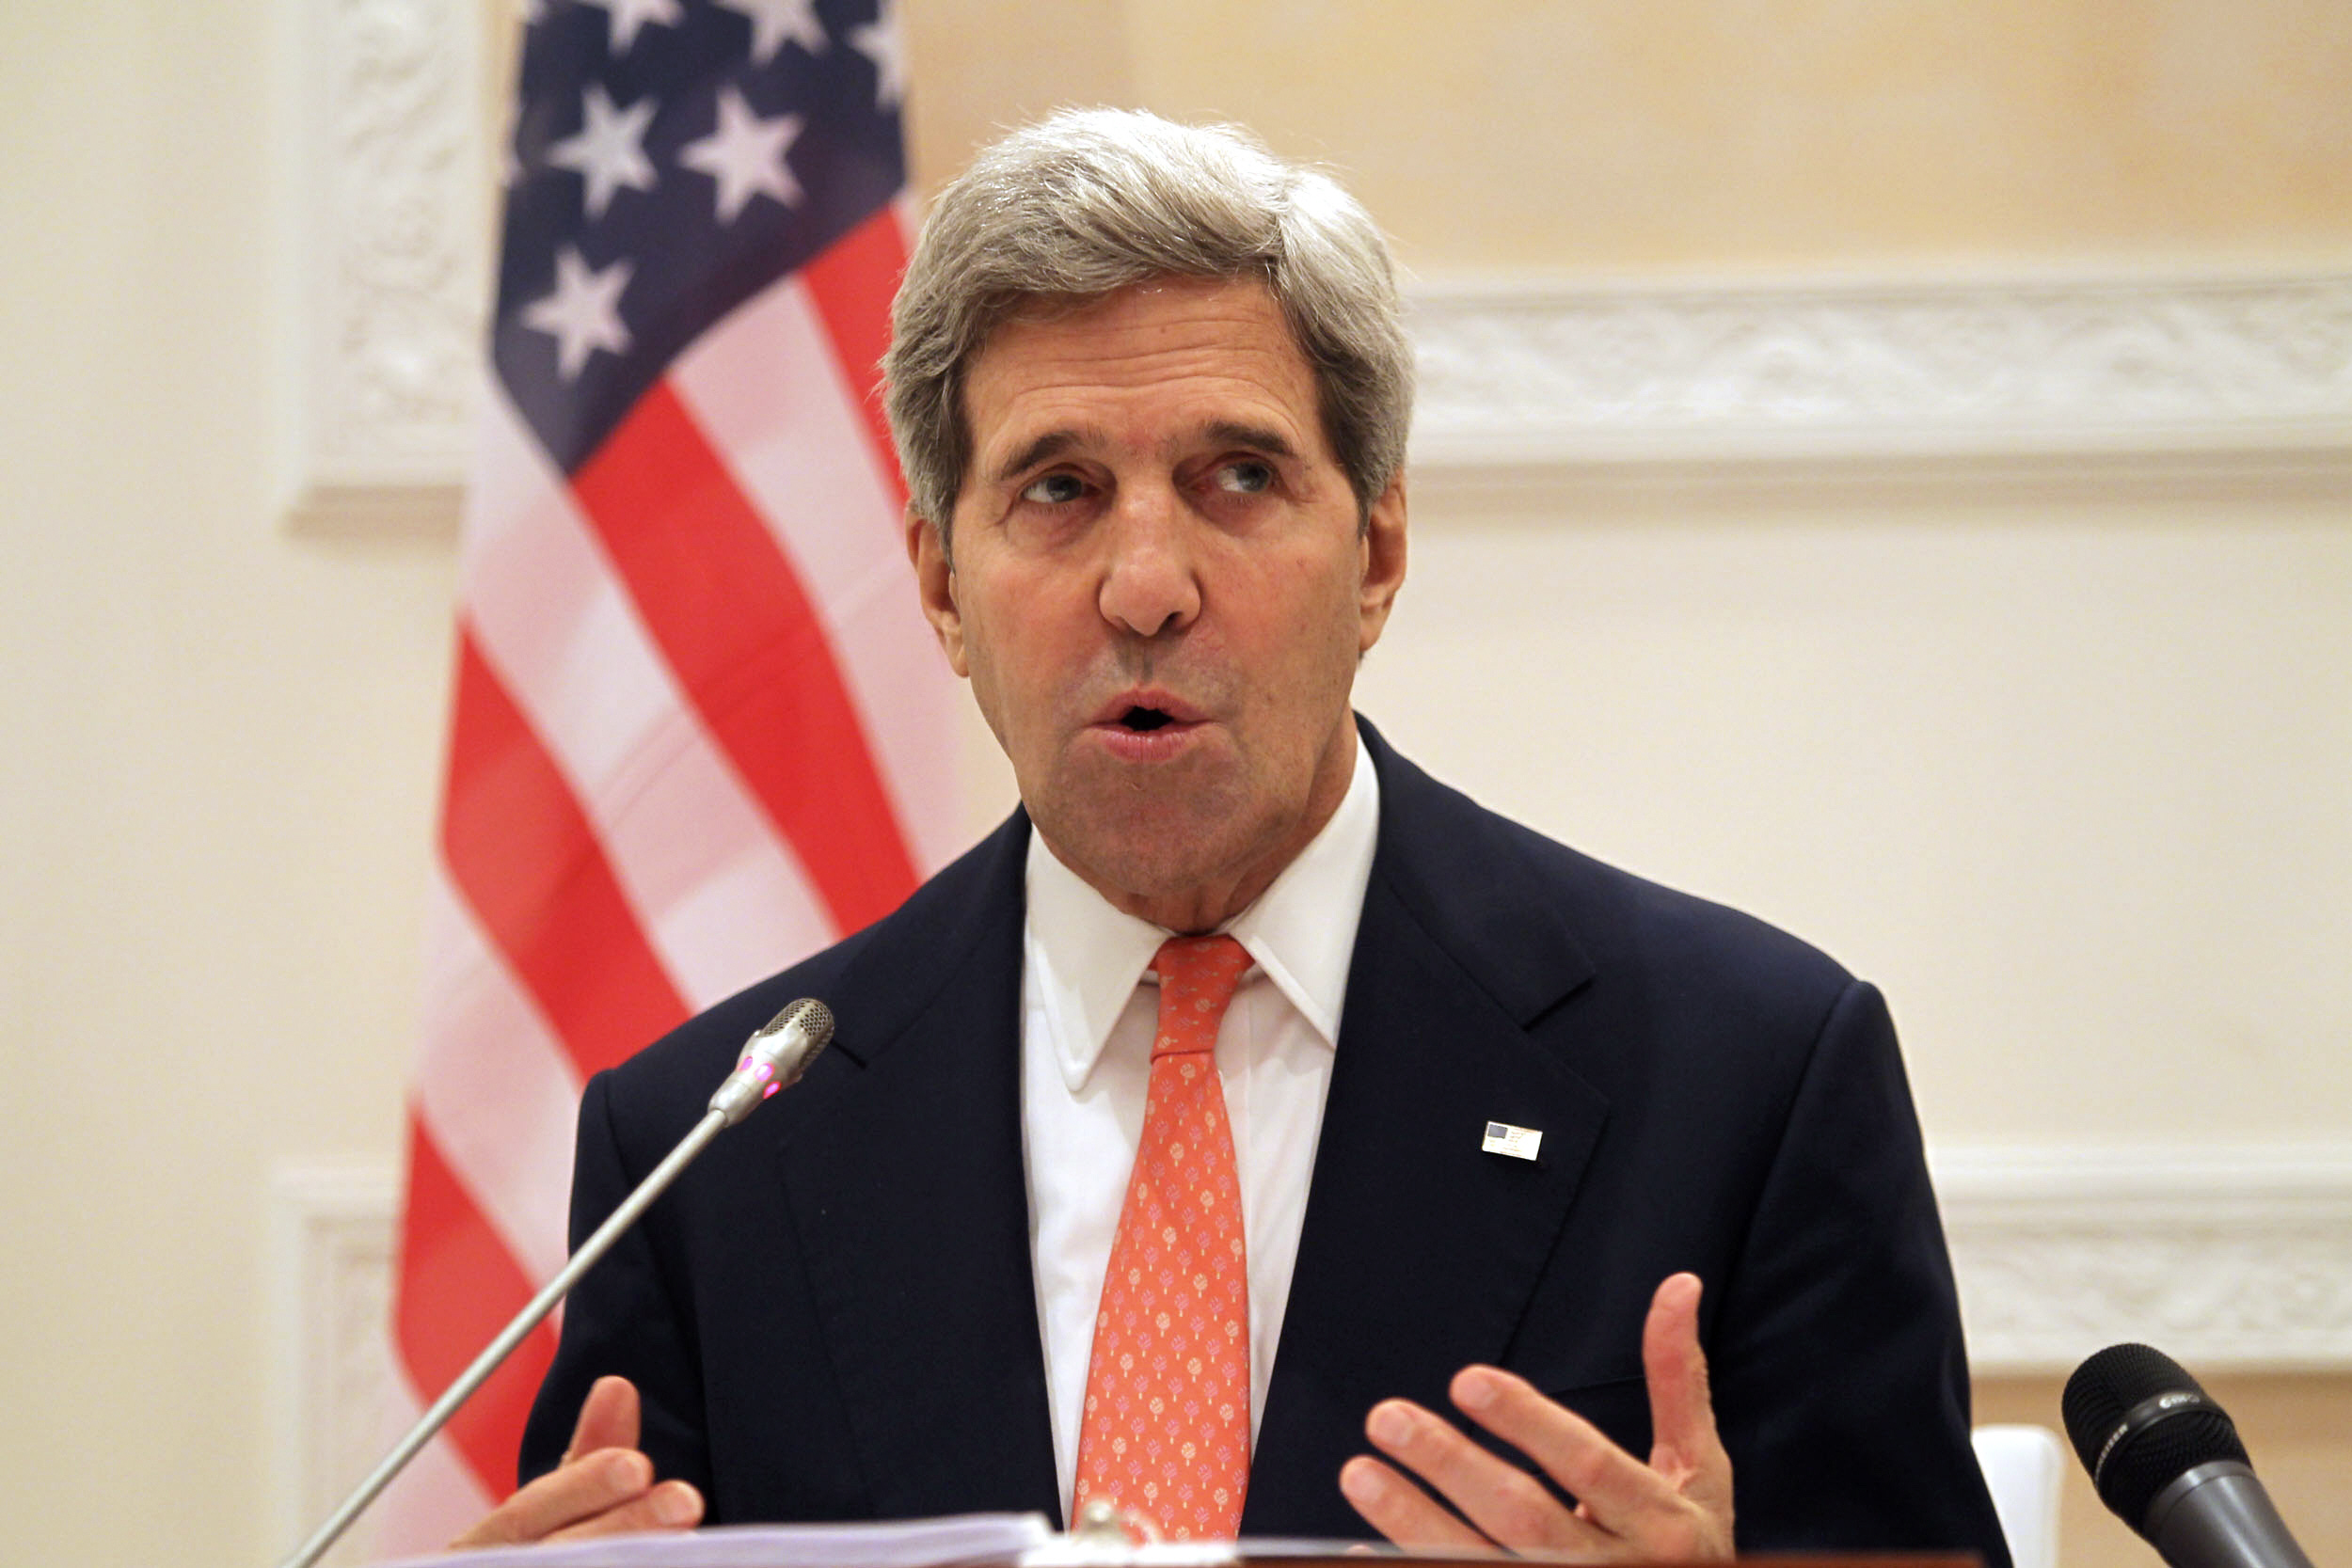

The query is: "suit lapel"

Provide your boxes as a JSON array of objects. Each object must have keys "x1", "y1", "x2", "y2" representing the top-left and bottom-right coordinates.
[
  {"x1": 1244, "y1": 729, "x2": 1612, "y2": 1537},
  {"x1": 771, "y1": 812, "x2": 1065, "y2": 1524},
  {"x1": 760, "y1": 732, "x2": 1612, "y2": 1534}
]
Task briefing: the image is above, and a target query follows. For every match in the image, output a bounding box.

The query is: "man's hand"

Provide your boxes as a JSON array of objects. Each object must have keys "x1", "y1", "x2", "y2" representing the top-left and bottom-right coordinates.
[
  {"x1": 448, "y1": 1375, "x2": 704, "y2": 1549},
  {"x1": 1338, "y1": 1274, "x2": 1733, "y2": 1561}
]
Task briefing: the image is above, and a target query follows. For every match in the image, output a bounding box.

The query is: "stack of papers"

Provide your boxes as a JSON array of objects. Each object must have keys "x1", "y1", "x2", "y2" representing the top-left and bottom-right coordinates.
[{"x1": 376, "y1": 1512, "x2": 1060, "y2": 1568}]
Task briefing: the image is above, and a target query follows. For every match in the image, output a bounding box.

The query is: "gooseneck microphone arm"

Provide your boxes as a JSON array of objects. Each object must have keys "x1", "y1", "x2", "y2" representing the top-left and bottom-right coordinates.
[{"x1": 277, "y1": 998, "x2": 837, "y2": 1568}]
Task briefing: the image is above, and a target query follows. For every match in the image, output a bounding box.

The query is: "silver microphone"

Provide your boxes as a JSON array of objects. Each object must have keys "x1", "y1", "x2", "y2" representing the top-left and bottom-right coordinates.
[
  {"x1": 707, "y1": 996, "x2": 834, "y2": 1124},
  {"x1": 277, "y1": 997, "x2": 837, "y2": 1568}
]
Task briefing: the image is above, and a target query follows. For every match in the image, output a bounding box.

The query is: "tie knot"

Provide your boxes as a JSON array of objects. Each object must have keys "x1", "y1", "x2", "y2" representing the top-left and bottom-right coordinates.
[{"x1": 1150, "y1": 935, "x2": 1249, "y2": 1059}]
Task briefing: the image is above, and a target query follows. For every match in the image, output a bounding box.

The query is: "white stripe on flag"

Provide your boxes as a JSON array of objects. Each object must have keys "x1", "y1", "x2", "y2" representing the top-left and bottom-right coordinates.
[
  {"x1": 369, "y1": 1358, "x2": 500, "y2": 1562},
  {"x1": 414, "y1": 867, "x2": 585, "y2": 1288},
  {"x1": 460, "y1": 379, "x2": 838, "y2": 1008},
  {"x1": 671, "y1": 277, "x2": 966, "y2": 875}
]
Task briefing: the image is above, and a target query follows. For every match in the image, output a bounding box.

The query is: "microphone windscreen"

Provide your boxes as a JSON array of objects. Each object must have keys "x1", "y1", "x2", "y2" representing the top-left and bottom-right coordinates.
[
  {"x1": 2062, "y1": 1343, "x2": 2249, "y2": 1526},
  {"x1": 759, "y1": 996, "x2": 834, "y2": 1044}
]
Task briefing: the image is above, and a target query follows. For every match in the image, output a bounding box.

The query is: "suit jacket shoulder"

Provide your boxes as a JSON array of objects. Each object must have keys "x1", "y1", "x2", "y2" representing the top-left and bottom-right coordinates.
[
  {"x1": 591, "y1": 804, "x2": 1033, "y2": 1142},
  {"x1": 1366, "y1": 717, "x2": 1855, "y2": 1030}
]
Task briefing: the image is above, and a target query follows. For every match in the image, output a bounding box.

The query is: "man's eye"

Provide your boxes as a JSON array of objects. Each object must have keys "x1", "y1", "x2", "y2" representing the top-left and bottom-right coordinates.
[
  {"x1": 1019, "y1": 472, "x2": 1087, "y2": 504},
  {"x1": 1213, "y1": 460, "x2": 1275, "y2": 495}
]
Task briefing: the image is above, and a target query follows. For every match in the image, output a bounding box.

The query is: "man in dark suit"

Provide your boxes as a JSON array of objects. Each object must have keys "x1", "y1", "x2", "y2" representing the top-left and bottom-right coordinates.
[{"x1": 459, "y1": 108, "x2": 2009, "y2": 1563}]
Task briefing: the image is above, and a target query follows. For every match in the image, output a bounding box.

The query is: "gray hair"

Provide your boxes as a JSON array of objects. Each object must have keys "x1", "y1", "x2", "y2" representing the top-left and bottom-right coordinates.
[{"x1": 882, "y1": 108, "x2": 1414, "y2": 541}]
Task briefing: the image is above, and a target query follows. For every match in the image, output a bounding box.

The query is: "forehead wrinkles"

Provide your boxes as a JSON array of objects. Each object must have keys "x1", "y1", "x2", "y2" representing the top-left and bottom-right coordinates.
[
  {"x1": 987, "y1": 392, "x2": 1306, "y2": 475},
  {"x1": 963, "y1": 281, "x2": 1326, "y2": 472}
]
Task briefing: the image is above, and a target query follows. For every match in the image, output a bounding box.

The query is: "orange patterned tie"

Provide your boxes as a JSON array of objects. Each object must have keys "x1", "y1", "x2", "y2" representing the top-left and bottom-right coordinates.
[{"x1": 1072, "y1": 934, "x2": 1254, "y2": 1540}]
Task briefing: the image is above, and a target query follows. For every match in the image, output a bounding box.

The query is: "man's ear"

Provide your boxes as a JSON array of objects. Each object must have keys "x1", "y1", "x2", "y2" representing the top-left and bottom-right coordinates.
[
  {"x1": 906, "y1": 510, "x2": 969, "y2": 676},
  {"x1": 1356, "y1": 470, "x2": 1408, "y2": 656}
]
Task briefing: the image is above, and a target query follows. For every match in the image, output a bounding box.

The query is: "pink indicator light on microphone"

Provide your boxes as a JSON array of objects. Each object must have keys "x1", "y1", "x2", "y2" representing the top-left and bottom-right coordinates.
[{"x1": 763, "y1": 1083, "x2": 780, "y2": 1099}]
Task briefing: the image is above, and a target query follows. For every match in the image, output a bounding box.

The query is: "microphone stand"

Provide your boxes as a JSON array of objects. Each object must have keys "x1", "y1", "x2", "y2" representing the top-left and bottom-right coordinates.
[{"x1": 278, "y1": 1000, "x2": 834, "y2": 1568}]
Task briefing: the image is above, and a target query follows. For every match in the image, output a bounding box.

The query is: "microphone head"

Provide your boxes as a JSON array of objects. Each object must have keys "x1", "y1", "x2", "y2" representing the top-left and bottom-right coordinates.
[
  {"x1": 2062, "y1": 1343, "x2": 2249, "y2": 1528},
  {"x1": 754, "y1": 995, "x2": 835, "y2": 1051},
  {"x1": 708, "y1": 997, "x2": 836, "y2": 1125}
]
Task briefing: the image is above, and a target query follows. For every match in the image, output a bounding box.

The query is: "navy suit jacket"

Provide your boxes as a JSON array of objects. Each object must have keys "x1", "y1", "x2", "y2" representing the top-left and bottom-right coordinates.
[{"x1": 521, "y1": 725, "x2": 2010, "y2": 1563}]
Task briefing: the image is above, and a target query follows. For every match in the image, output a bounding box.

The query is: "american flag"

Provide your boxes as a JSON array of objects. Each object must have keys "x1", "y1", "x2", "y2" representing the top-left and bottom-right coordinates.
[{"x1": 378, "y1": 0, "x2": 955, "y2": 1548}]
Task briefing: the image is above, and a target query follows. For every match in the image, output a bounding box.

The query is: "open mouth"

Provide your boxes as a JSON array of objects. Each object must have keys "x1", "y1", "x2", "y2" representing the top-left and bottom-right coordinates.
[{"x1": 1090, "y1": 692, "x2": 1202, "y2": 750}]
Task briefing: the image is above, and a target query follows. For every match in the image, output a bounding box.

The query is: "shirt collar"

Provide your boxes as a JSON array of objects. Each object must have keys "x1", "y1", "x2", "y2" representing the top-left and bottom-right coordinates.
[{"x1": 1025, "y1": 729, "x2": 1381, "y2": 1094}]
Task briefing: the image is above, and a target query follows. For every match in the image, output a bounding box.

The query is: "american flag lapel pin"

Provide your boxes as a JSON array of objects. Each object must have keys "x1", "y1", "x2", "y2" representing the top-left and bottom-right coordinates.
[{"x1": 1482, "y1": 1120, "x2": 1543, "y2": 1161}]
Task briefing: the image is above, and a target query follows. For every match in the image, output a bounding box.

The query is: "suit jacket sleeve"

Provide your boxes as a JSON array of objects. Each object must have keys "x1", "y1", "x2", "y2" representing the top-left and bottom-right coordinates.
[{"x1": 1708, "y1": 978, "x2": 2003, "y2": 1563}]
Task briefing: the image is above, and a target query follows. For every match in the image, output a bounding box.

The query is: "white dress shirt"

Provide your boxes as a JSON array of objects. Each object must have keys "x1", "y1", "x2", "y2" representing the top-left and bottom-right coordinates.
[{"x1": 1020, "y1": 732, "x2": 1381, "y2": 1512}]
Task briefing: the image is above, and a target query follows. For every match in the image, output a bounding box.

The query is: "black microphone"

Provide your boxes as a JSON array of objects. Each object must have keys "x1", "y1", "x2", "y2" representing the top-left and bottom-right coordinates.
[{"x1": 2060, "y1": 1343, "x2": 2312, "y2": 1568}]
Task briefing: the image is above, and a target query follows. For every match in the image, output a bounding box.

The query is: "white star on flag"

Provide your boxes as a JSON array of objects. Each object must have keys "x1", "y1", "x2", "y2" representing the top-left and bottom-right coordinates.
[
  {"x1": 716, "y1": 0, "x2": 827, "y2": 65},
  {"x1": 578, "y1": 0, "x2": 684, "y2": 53},
  {"x1": 547, "y1": 84, "x2": 660, "y2": 218},
  {"x1": 849, "y1": 11, "x2": 905, "y2": 108},
  {"x1": 679, "y1": 87, "x2": 806, "y2": 223},
  {"x1": 522, "y1": 246, "x2": 634, "y2": 379}
]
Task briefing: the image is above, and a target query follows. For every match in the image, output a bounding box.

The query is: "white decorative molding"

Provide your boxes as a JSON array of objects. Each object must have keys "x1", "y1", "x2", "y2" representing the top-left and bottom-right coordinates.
[
  {"x1": 1407, "y1": 272, "x2": 2352, "y2": 480},
  {"x1": 1932, "y1": 1145, "x2": 2352, "y2": 1373},
  {"x1": 267, "y1": 1163, "x2": 402, "y2": 1567},
  {"x1": 281, "y1": 0, "x2": 488, "y2": 531}
]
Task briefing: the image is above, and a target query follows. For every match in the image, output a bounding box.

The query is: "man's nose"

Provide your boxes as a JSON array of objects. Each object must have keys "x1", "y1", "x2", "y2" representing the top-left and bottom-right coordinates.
[{"x1": 1096, "y1": 483, "x2": 1201, "y2": 640}]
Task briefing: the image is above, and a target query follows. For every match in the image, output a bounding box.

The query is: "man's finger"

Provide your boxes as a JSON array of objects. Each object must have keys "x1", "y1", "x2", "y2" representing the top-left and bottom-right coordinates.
[
  {"x1": 1337, "y1": 1453, "x2": 1494, "y2": 1554},
  {"x1": 563, "y1": 1375, "x2": 642, "y2": 1465},
  {"x1": 1640, "y1": 1274, "x2": 1735, "y2": 1537},
  {"x1": 1446, "y1": 1368, "x2": 1684, "y2": 1546},
  {"x1": 544, "y1": 1479, "x2": 705, "y2": 1543},
  {"x1": 1642, "y1": 1273, "x2": 1724, "y2": 1486},
  {"x1": 1357, "y1": 1395, "x2": 1609, "y2": 1555},
  {"x1": 452, "y1": 1448, "x2": 655, "y2": 1547}
]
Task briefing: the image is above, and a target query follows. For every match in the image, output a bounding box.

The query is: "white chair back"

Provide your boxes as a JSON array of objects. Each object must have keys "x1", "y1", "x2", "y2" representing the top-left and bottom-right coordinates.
[{"x1": 1972, "y1": 1422, "x2": 2067, "y2": 1568}]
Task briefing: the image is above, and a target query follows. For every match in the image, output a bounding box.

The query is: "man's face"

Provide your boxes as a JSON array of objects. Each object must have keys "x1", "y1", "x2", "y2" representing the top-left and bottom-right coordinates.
[{"x1": 909, "y1": 276, "x2": 1406, "y2": 932}]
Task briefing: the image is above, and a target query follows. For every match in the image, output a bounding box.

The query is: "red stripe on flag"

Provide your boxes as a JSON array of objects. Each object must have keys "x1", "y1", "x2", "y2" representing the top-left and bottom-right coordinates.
[
  {"x1": 572, "y1": 384, "x2": 921, "y2": 937},
  {"x1": 394, "y1": 1119, "x2": 560, "y2": 1496},
  {"x1": 443, "y1": 627, "x2": 690, "y2": 1076},
  {"x1": 801, "y1": 207, "x2": 911, "y2": 505}
]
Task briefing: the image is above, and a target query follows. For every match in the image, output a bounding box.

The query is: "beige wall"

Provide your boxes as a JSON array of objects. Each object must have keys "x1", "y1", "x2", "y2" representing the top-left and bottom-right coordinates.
[
  {"x1": 2, "y1": 5, "x2": 452, "y2": 1565},
  {"x1": 908, "y1": 0, "x2": 2352, "y2": 270},
  {"x1": 2, "y1": 3, "x2": 2345, "y2": 1566}
]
